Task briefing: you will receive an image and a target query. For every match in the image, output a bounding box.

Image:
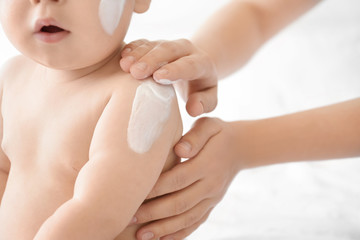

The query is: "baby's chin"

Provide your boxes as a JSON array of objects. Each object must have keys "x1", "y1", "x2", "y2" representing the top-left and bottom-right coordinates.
[{"x1": 31, "y1": 47, "x2": 121, "y2": 71}]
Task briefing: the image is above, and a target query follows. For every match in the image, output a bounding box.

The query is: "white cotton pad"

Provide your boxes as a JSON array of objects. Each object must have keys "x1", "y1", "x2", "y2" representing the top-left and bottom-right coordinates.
[
  {"x1": 127, "y1": 80, "x2": 175, "y2": 154},
  {"x1": 99, "y1": 0, "x2": 126, "y2": 35}
]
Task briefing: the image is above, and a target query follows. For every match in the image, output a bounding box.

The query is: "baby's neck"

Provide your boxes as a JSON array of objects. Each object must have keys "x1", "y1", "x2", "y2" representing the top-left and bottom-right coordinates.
[{"x1": 38, "y1": 48, "x2": 123, "y2": 83}]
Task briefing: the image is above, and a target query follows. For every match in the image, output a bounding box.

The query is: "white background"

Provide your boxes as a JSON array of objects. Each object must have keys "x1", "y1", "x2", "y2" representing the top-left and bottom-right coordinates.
[{"x1": 1, "y1": 0, "x2": 360, "y2": 239}]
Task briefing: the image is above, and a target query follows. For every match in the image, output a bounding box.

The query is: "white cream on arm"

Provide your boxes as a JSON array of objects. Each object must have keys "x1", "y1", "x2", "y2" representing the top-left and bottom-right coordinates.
[
  {"x1": 127, "y1": 80, "x2": 175, "y2": 154},
  {"x1": 99, "y1": 0, "x2": 126, "y2": 35}
]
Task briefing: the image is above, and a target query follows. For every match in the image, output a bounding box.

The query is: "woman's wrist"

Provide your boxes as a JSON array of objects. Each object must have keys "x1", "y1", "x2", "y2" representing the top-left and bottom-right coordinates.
[
  {"x1": 225, "y1": 120, "x2": 254, "y2": 172},
  {"x1": 229, "y1": 119, "x2": 281, "y2": 171}
]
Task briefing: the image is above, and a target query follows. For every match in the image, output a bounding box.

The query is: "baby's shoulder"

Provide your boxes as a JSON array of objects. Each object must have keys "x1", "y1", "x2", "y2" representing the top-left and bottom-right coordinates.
[
  {"x1": 0, "y1": 55, "x2": 35, "y2": 85},
  {"x1": 107, "y1": 72, "x2": 142, "y2": 93}
]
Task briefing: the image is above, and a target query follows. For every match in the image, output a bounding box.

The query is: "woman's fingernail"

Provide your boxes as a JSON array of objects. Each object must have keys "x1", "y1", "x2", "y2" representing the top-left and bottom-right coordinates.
[
  {"x1": 178, "y1": 141, "x2": 192, "y2": 153},
  {"x1": 199, "y1": 101, "x2": 205, "y2": 114},
  {"x1": 154, "y1": 69, "x2": 169, "y2": 79},
  {"x1": 141, "y1": 232, "x2": 154, "y2": 240},
  {"x1": 122, "y1": 47, "x2": 132, "y2": 54},
  {"x1": 123, "y1": 55, "x2": 135, "y2": 64},
  {"x1": 131, "y1": 216, "x2": 137, "y2": 224}
]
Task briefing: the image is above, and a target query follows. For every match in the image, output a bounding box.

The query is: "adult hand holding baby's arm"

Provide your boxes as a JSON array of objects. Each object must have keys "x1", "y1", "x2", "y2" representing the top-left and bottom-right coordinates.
[
  {"x1": 120, "y1": 39, "x2": 218, "y2": 117},
  {"x1": 133, "y1": 118, "x2": 244, "y2": 240},
  {"x1": 133, "y1": 98, "x2": 360, "y2": 240}
]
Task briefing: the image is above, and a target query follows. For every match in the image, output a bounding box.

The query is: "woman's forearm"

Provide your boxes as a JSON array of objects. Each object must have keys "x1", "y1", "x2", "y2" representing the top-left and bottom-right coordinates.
[
  {"x1": 192, "y1": 0, "x2": 321, "y2": 79},
  {"x1": 237, "y1": 98, "x2": 360, "y2": 169}
]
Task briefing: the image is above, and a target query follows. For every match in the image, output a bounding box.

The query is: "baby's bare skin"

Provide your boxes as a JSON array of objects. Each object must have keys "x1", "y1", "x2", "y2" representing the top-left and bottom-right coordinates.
[{"x1": 0, "y1": 53, "x2": 181, "y2": 239}]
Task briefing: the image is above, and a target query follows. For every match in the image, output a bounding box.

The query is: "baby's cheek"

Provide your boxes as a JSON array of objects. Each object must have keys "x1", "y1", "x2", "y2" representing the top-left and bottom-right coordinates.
[{"x1": 98, "y1": 0, "x2": 126, "y2": 35}]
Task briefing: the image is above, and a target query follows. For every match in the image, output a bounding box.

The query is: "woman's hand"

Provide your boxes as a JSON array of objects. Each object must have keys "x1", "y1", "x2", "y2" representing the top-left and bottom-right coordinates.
[
  {"x1": 132, "y1": 118, "x2": 243, "y2": 240},
  {"x1": 120, "y1": 39, "x2": 218, "y2": 117}
]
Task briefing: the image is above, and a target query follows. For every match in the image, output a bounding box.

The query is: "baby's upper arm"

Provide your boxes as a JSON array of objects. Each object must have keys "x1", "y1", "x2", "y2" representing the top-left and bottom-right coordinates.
[
  {"x1": 0, "y1": 57, "x2": 19, "y2": 201},
  {"x1": 72, "y1": 79, "x2": 181, "y2": 233},
  {"x1": 0, "y1": 58, "x2": 17, "y2": 175}
]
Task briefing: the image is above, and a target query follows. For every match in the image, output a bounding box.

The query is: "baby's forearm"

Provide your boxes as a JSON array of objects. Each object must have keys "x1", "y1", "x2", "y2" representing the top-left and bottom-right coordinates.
[
  {"x1": 33, "y1": 156, "x2": 143, "y2": 240},
  {"x1": 34, "y1": 197, "x2": 129, "y2": 240},
  {"x1": 192, "y1": 0, "x2": 321, "y2": 79},
  {"x1": 236, "y1": 98, "x2": 360, "y2": 169}
]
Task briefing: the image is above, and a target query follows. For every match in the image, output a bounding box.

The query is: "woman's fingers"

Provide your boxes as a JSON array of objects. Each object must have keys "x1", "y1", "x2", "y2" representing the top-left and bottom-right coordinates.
[
  {"x1": 160, "y1": 210, "x2": 212, "y2": 240},
  {"x1": 120, "y1": 39, "x2": 194, "y2": 79},
  {"x1": 130, "y1": 39, "x2": 195, "y2": 80},
  {"x1": 132, "y1": 119, "x2": 238, "y2": 240},
  {"x1": 120, "y1": 39, "x2": 219, "y2": 116},
  {"x1": 135, "y1": 179, "x2": 210, "y2": 224},
  {"x1": 153, "y1": 53, "x2": 215, "y2": 83},
  {"x1": 136, "y1": 200, "x2": 214, "y2": 240},
  {"x1": 175, "y1": 117, "x2": 222, "y2": 159},
  {"x1": 120, "y1": 39, "x2": 153, "y2": 73},
  {"x1": 186, "y1": 85, "x2": 218, "y2": 117},
  {"x1": 121, "y1": 39, "x2": 151, "y2": 55},
  {"x1": 146, "y1": 160, "x2": 201, "y2": 199}
]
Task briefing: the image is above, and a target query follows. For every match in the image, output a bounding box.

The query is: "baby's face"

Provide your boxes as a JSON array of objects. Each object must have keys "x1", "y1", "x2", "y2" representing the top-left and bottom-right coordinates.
[{"x1": 0, "y1": 0, "x2": 138, "y2": 70}]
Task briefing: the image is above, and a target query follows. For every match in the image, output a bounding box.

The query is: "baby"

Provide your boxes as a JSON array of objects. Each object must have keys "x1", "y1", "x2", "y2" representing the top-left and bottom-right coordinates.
[{"x1": 0, "y1": 0, "x2": 182, "y2": 239}]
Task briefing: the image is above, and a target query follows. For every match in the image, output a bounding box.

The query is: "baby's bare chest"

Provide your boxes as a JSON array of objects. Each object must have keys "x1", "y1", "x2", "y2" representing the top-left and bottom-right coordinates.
[{"x1": 1, "y1": 81, "x2": 111, "y2": 171}]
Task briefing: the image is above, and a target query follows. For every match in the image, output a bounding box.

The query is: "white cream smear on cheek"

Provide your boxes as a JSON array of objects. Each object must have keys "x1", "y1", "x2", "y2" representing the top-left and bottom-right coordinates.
[
  {"x1": 99, "y1": 0, "x2": 126, "y2": 35},
  {"x1": 128, "y1": 81, "x2": 175, "y2": 154}
]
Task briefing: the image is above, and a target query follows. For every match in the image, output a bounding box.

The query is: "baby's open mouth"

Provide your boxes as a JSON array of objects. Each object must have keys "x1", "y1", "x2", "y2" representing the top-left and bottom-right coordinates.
[
  {"x1": 40, "y1": 25, "x2": 65, "y2": 33},
  {"x1": 34, "y1": 18, "x2": 70, "y2": 43}
]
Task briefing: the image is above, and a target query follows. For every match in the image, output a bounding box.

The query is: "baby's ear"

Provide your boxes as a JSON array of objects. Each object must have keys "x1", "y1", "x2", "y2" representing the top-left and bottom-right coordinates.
[{"x1": 134, "y1": 0, "x2": 151, "y2": 13}]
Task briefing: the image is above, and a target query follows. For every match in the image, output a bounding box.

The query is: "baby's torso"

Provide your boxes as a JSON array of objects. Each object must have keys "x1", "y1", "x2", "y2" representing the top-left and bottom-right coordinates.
[{"x1": 0, "y1": 60, "x2": 179, "y2": 239}]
